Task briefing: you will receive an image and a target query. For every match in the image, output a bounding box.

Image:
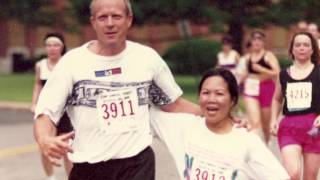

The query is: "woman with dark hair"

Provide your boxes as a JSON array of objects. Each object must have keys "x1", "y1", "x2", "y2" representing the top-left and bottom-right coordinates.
[
  {"x1": 217, "y1": 36, "x2": 240, "y2": 80},
  {"x1": 242, "y1": 31, "x2": 280, "y2": 143},
  {"x1": 271, "y1": 32, "x2": 320, "y2": 180},
  {"x1": 151, "y1": 68, "x2": 289, "y2": 180},
  {"x1": 31, "y1": 32, "x2": 72, "y2": 180}
]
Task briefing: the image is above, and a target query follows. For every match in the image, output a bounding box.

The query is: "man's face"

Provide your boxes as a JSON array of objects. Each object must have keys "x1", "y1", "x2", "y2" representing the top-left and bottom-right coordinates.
[{"x1": 90, "y1": 0, "x2": 132, "y2": 51}]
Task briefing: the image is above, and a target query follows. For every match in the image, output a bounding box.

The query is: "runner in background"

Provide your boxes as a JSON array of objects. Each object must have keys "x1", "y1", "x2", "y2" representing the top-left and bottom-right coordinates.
[
  {"x1": 242, "y1": 31, "x2": 280, "y2": 143},
  {"x1": 270, "y1": 32, "x2": 320, "y2": 180},
  {"x1": 307, "y1": 22, "x2": 320, "y2": 50},
  {"x1": 297, "y1": 20, "x2": 308, "y2": 32},
  {"x1": 236, "y1": 42, "x2": 252, "y2": 85},
  {"x1": 217, "y1": 35, "x2": 240, "y2": 82},
  {"x1": 31, "y1": 32, "x2": 73, "y2": 180},
  {"x1": 151, "y1": 68, "x2": 289, "y2": 180}
]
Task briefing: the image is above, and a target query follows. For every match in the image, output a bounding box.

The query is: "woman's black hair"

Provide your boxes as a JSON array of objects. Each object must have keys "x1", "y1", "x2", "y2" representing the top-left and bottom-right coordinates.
[
  {"x1": 44, "y1": 32, "x2": 67, "y2": 55},
  {"x1": 221, "y1": 35, "x2": 233, "y2": 46},
  {"x1": 250, "y1": 30, "x2": 266, "y2": 39},
  {"x1": 198, "y1": 68, "x2": 239, "y2": 105}
]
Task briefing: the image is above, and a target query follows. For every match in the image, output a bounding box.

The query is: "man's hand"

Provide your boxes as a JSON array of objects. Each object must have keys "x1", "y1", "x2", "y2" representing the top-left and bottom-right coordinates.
[
  {"x1": 38, "y1": 131, "x2": 74, "y2": 166},
  {"x1": 233, "y1": 116, "x2": 249, "y2": 129}
]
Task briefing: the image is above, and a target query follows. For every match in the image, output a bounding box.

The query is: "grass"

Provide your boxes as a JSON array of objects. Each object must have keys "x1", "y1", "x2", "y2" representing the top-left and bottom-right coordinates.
[
  {"x1": 0, "y1": 73, "x2": 34, "y2": 102},
  {"x1": 174, "y1": 75, "x2": 200, "y2": 103},
  {"x1": 0, "y1": 73, "x2": 199, "y2": 103}
]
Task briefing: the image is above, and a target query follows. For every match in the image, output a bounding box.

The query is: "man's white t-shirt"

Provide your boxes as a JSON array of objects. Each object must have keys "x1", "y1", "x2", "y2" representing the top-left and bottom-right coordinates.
[
  {"x1": 151, "y1": 108, "x2": 289, "y2": 180},
  {"x1": 35, "y1": 40, "x2": 182, "y2": 163}
]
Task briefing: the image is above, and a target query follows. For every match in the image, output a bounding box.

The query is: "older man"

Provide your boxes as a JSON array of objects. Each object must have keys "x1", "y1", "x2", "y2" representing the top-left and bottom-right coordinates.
[{"x1": 34, "y1": 0, "x2": 199, "y2": 179}]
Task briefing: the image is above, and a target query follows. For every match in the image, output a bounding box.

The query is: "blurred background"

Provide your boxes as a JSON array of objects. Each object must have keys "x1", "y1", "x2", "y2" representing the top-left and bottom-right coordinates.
[
  {"x1": 1, "y1": 1, "x2": 320, "y2": 179},
  {"x1": 1, "y1": 0, "x2": 320, "y2": 101}
]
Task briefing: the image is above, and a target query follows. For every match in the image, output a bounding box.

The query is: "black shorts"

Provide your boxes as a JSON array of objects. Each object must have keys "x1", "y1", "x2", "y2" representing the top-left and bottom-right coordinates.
[
  {"x1": 56, "y1": 112, "x2": 73, "y2": 135},
  {"x1": 69, "y1": 147, "x2": 155, "y2": 180}
]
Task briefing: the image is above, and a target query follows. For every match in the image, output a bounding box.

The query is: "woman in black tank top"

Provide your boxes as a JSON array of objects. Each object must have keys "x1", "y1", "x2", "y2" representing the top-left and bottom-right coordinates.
[
  {"x1": 270, "y1": 32, "x2": 320, "y2": 180},
  {"x1": 247, "y1": 52, "x2": 272, "y2": 74},
  {"x1": 242, "y1": 31, "x2": 280, "y2": 144}
]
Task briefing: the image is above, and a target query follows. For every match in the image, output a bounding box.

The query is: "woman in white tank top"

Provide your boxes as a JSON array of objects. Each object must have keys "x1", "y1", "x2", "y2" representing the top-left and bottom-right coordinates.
[
  {"x1": 31, "y1": 33, "x2": 71, "y2": 180},
  {"x1": 217, "y1": 36, "x2": 240, "y2": 77}
]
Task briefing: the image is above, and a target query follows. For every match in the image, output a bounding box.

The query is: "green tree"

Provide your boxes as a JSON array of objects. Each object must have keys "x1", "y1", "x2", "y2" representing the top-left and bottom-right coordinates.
[
  {"x1": 67, "y1": 0, "x2": 320, "y2": 53},
  {"x1": 6, "y1": 0, "x2": 56, "y2": 26},
  {"x1": 2, "y1": 0, "x2": 59, "y2": 56},
  {"x1": 133, "y1": 0, "x2": 272, "y2": 53},
  {"x1": 68, "y1": 0, "x2": 91, "y2": 25},
  {"x1": 267, "y1": 0, "x2": 320, "y2": 26},
  {"x1": 209, "y1": 0, "x2": 271, "y2": 53},
  {"x1": 133, "y1": 0, "x2": 215, "y2": 24}
]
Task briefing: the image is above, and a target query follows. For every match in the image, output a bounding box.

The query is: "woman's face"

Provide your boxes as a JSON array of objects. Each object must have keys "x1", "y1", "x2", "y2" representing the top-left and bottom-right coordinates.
[
  {"x1": 222, "y1": 43, "x2": 232, "y2": 52},
  {"x1": 251, "y1": 35, "x2": 264, "y2": 51},
  {"x1": 199, "y1": 76, "x2": 234, "y2": 126},
  {"x1": 45, "y1": 38, "x2": 64, "y2": 60},
  {"x1": 292, "y1": 34, "x2": 313, "y2": 62}
]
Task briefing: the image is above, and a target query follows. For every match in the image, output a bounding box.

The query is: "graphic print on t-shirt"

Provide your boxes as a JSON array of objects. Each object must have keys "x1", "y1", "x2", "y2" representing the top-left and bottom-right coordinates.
[
  {"x1": 67, "y1": 80, "x2": 172, "y2": 108},
  {"x1": 186, "y1": 142, "x2": 239, "y2": 180},
  {"x1": 286, "y1": 82, "x2": 312, "y2": 112},
  {"x1": 184, "y1": 154, "x2": 194, "y2": 180},
  {"x1": 95, "y1": 67, "x2": 122, "y2": 77}
]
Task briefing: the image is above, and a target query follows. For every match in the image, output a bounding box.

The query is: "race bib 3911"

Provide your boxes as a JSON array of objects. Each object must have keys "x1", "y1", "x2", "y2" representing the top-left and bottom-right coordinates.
[{"x1": 96, "y1": 89, "x2": 140, "y2": 134}]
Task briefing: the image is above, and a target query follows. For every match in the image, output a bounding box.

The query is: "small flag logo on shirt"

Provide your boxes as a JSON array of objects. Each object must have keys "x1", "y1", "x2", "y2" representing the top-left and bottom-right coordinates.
[{"x1": 95, "y1": 67, "x2": 122, "y2": 77}]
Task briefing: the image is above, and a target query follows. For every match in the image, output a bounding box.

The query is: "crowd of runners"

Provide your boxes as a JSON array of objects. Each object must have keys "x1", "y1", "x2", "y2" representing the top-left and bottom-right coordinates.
[
  {"x1": 216, "y1": 22, "x2": 320, "y2": 180},
  {"x1": 31, "y1": 0, "x2": 320, "y2": 179}
]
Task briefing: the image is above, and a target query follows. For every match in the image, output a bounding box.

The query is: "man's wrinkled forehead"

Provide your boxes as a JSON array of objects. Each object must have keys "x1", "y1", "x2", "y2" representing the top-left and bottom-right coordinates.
[{"x1": 90, "y1": 0, "x2": 132, "y2": 16}]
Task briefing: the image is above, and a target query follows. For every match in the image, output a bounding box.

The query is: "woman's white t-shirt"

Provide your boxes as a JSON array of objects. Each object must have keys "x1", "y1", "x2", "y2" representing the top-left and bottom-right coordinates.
[{"x1": 151, "y1": 108, "x2": 289, "y2": 180}]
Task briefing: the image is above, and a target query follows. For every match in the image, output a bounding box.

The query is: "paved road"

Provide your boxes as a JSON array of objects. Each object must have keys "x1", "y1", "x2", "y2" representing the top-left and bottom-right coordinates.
[
  {"x1": 1, "y1": 108, "x2": 318, "y2": 180},
  {"x1": 0, "y1": 109, "x2": 178, "y2": 180}
]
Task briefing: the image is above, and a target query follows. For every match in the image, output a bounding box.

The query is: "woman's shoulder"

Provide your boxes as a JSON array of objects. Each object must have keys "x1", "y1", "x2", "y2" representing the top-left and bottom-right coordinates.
[
  {"x1": 35, "y1": 58, "x2": 47, "y2": 68},
  {"x1": 230, "y1": 49, "x2": 240, "y2": 56},
  {"x1": 232, "y1": 128, "x2": 261, "y2": 141},
  {"x1": 264, "y1": 50, "x2": 277, "y2": 61}
]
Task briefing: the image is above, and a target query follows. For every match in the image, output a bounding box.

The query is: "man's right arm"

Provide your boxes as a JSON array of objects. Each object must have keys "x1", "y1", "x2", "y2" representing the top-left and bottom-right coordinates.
[
  {"x1": 34, "y1": 114, "x2": 74, "y2": 166},
  {"x1": 34, "y1": 114, "x2": 57, "y2": 143}
]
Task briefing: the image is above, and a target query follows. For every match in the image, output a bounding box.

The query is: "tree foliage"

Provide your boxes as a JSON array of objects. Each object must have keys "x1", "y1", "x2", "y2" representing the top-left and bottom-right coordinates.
[
  {"x1": 68, "y1": 0, "x2": 91, "y2": 25},
  {"x1": 2, "y1": 0, "x2": 57, "y2": 26},
  {"x1": 68, "y1": 0, "x2": 220, "y2": 25},
  {"x1": 267, "y1": 0, "x2": 320, "y2": 26},
  {"x1": 132, "y1": 0, "x2": 215, "y2": 24}
]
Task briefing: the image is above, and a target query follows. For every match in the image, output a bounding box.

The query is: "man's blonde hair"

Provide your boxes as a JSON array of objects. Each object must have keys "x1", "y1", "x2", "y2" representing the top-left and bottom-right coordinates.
[{"x1": 90, "y1": 0, "x2": 133, "y2": 16}]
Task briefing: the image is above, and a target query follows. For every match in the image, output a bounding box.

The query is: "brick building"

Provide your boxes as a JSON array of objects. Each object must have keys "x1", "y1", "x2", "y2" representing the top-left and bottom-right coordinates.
[{"x1": 0, "y1": 1, "x2": 297, "y2": 74}]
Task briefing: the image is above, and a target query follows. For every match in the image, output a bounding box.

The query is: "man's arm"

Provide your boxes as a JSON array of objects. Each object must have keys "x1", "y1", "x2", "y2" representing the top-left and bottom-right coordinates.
[
  {"x1": 160, "y1": 97, "x2": 202, "y2": 115},
  {"x1": 34, "y1": 114, "x2": 74, "y2": 166}
]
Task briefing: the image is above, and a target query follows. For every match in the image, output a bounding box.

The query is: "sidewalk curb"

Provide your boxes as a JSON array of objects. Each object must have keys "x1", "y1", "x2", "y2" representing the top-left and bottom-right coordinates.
[{"x1": 0, "y1": 101, "x2": 31, "y2": 111}]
